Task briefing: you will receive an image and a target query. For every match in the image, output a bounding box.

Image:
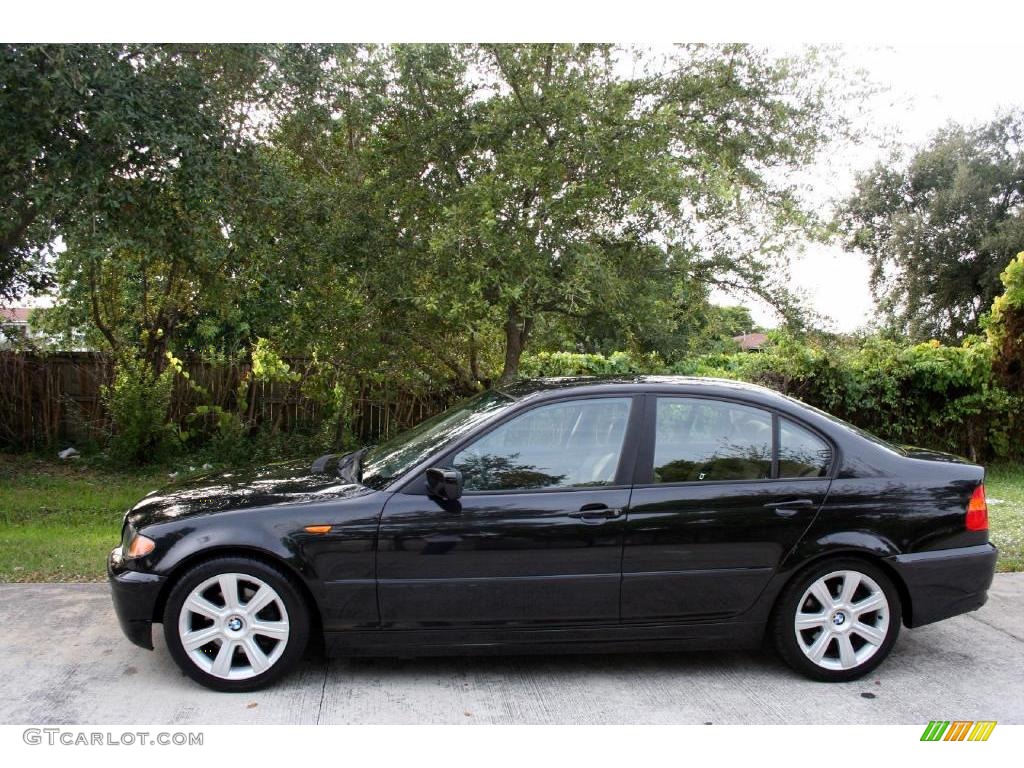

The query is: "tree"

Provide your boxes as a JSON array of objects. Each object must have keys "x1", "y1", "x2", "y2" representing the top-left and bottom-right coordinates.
[
  {"x1": 278, "y1": 44, "x2": 851, "y2": 386},
  {"x1": 840, "y1": 112, "x2": 1024, "y2": 341},
  {"x1": 29, "y1": 44, "x2": 854, "y2": 398},
  {"x1": 6, "y1": 45, "x2": 313, "y2": 368},
  {"x1": 1, "y1": 45, "x2": 269, "y2": 303}
]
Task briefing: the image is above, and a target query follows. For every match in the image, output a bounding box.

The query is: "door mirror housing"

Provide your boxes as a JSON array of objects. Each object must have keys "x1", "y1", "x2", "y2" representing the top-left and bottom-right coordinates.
[{"x1": 426, "y1": 467, "x2": 463, "y2": 501}]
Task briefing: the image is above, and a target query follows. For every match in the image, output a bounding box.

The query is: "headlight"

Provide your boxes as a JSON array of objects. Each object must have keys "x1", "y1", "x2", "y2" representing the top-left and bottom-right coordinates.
[{"x1": 122, "y1": 524, "x2": 156, "y2": 559}]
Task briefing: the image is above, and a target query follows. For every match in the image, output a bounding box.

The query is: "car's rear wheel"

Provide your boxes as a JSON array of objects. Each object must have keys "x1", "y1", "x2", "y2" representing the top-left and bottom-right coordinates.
[
  {"x1": 772, "y1": 558, "x2": 901, "y2": 682},
  {"x1": 163, "y1": 557, "x2": 310, "y2": 692}
]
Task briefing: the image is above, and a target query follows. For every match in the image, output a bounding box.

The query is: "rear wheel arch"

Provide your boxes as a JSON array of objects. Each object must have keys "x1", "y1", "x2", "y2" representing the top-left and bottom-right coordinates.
[
  {"x1": 769, "y1": 553, "x2": 905, "y2": 681},
  {"x1": 772, "y1": 549, "x2": 913, "y2": 629},
  {"x1": 153, "y1": 546, "x2": 323, "y2": 636}
]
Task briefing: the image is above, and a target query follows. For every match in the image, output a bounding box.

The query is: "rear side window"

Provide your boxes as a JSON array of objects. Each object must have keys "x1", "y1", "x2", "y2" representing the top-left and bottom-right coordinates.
[
  {"x1": 779, "y1": 418, "x2": 832, "y2": 478},
  {"x1": 651, "y1": 398, "x2": 833, "y2": 483},
  {"x1": 653, "y1": 398, "x2": 772, "y2": 482}
]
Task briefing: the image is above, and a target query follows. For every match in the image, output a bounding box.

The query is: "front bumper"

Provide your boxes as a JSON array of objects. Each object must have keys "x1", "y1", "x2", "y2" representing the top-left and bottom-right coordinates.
[
  {"x1": 107, "y1": 546, "x2": 165, "y2": 650},
  {"x1": 888, "y1": 543, "x2": 998, "y2": 628}
]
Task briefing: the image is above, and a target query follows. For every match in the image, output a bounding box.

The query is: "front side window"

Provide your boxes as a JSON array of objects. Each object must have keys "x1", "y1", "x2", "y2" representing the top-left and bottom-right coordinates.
[
  {"x1": 452, "y1": 397, "x2": 632, "y2": 492},
  {"x1": 654, "y1": 398, "x2": 772, "y2": 482},
  {"x1": 361, "y1": 390, "x2": 514, "y2": 489}
]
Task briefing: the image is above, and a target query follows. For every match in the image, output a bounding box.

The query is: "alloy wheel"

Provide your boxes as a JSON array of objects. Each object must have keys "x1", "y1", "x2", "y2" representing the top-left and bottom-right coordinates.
[
  {"x1": 177, "y1": 572, "x2": 291, "y2": 681},
  {"x1": 793, "y1": 569, "x2": 890, "y2": 671}
]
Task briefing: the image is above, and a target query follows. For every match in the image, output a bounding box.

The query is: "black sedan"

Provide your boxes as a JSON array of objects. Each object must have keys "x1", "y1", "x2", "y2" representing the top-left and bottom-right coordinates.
[{"x1": 108, "y1": 376, "x2": 997, "y2": 691}]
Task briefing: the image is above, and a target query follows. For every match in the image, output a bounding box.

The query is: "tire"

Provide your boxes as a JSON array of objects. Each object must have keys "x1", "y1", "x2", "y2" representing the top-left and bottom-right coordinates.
[
  {"x1": 771, "y1": 557, "x2": 902, "y2": 682},
  {"x1": 163, "y1": 556, "x2": 310, "y2": 692}
]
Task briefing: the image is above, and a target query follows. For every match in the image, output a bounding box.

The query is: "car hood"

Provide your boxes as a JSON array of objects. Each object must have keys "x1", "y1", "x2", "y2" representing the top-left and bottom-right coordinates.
[{"x1": 125, "y1": 458, "x2": 374, "y2": 529}]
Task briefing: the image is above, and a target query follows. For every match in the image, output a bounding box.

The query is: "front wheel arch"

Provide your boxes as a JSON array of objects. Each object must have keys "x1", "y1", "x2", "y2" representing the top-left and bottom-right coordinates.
[
  {"x1": 162, "y1": 556, "x2": 311, "y2": 691},
  {"x1": 153, "y1": 546, "x2": 322, "y2": 637}
]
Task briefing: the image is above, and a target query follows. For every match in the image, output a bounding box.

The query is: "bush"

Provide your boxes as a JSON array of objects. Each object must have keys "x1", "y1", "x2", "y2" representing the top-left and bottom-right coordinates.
[
  {"x1": 989, "y1": 252, "x2": 1024, "y2": 391},
  {"x1": 524, "y1": 334, "x2": 1023, "y2": 462},
  {"x1": 520, "y1": 350, "x2": 664, "y2": 377},
  {"x1": 101, "y1": 355, "x2": 178, "y2": 465},
  {"x1": 732, "y1": 336, "x2": 1016, "y2": 462}
]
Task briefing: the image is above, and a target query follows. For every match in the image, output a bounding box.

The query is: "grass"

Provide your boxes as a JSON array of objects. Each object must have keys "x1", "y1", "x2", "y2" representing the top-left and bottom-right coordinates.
[
  {"x1": 984, "y1": 463, "x2": 1024, "y2": 572},
  {"x1": 0, "y1": 454, "x2": 166, "y2": 582},
  {"x1": 1, "y1": 454, "x2": 1022, "y2": 582}
]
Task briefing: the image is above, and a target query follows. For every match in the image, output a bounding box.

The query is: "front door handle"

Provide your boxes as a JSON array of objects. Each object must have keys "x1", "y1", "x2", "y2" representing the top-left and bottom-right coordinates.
[
  {"x1": 569, "y1": 503, "x2": 623, "y2": 522},
  {"x1": 763, "y1": 498, "x2": 815, "y2": 517}
]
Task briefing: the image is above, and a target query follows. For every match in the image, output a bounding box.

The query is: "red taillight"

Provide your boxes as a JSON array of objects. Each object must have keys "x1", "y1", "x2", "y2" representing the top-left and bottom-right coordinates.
[{"x1": 966, "y1": 484, "x2": 988, "y2": 531}]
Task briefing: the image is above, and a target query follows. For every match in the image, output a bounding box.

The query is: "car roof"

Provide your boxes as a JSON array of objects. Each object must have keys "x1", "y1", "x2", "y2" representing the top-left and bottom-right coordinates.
[{"x1": 498, "y1": 375, "x2": 793, "y2": 408}]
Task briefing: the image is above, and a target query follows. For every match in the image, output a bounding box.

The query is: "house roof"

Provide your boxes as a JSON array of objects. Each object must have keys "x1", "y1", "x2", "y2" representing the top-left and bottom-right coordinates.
[
  {"x1": 732, "y1": 332, "x2": 769, "y2": 351},
  {"x1": 0, "y1": 307, "x2": 31, "y2": 323}
]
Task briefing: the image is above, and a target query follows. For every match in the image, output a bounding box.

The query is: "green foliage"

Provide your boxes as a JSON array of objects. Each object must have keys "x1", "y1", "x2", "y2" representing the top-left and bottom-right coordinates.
[
  {"x1": 527, "y1": 334, "x2": 1022, "y2": 462},
  {"x1": 7, "y1": 43, "x2": 860, "y2": 406},
  {"x1": 521, "y1": 350, "x2": 664, "y2": 377},
  {"x1": 988, "y1": 252, "x2": 1024, "y2": 392},
  {"x1": 29, "y1": 44, "x2": 1017, "y2": 466},
  {"x1": 251, "y1": 338, "x2": 300, "y2": 383},
  {"x1": 102, "y1": 42, "x2": 849, "y2": 396},
  {"x1": 101, "y1": 355, "x2": 178, "y2": 465},
  {"x1": 840, "y1": 112, "x2": 1024, "y2": 341},
  {"x1": 734, "y1": 336, "x2": 1013, "y2": 461},
  {"x1": 2, "y1": 45, "x2": 268, "y2": 304},
  {"x1": 994, "y1": 253, "x2": 1024, "y2": 313}
]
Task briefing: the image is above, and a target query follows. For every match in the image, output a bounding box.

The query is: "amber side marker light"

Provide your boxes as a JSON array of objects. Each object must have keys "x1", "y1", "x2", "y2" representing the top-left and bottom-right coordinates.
[
  {"x1": 966, "y1": 484, "x2": 989, "y2": 531},
  {"x1": 304, "y1": 525, "x2": 332, "y2": 534},
  {"x1": 126, "y1": 534, "x2": 156, "y2": 558}
]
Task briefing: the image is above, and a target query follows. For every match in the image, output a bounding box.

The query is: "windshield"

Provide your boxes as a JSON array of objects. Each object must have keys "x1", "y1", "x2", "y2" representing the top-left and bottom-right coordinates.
[{"x1": 360, "y1": 389, "x2": 514, "y2": 489}]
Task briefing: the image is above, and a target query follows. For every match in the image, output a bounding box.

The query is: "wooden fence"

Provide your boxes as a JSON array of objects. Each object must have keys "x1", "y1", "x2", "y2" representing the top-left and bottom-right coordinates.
[{"x1": 0, "y1": 351, "x2": 451, "y2": 450}]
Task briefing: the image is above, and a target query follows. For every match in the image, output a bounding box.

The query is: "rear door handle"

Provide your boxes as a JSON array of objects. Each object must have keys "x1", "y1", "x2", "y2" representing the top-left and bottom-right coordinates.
[
  {"x1": 763, "y1": 498, "x2": 815, "y2": 517},
  {"x1": 569, "y1": 504, "x2": 623, "y2": 522}
]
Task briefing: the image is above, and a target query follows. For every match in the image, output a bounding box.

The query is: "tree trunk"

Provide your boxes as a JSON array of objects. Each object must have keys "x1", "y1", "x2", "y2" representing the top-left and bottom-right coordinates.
[
  {"x1": 143, "y1": 323, "x2": 173, "y2": 374},
  {"x1": 468, "y1": 332, "x2": 482, "y2": 384},
  {"x1": 498, "y1": 310, "x2": 533, "y2": 386}
]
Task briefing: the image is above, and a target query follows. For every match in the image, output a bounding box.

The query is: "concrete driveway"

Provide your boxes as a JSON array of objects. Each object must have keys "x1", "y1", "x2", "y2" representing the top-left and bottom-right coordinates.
[{"x1": 1, "y1": 574, "x2": 1022, "y2": 725}]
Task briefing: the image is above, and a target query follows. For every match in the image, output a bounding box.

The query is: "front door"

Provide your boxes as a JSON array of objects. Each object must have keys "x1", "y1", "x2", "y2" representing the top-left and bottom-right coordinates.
[
  {"x1": 377, "y1": 395, "x2": 639, "y2": 629},
  {"x1": 621, "y1": 395, "x2": 834, "y2": 622}
]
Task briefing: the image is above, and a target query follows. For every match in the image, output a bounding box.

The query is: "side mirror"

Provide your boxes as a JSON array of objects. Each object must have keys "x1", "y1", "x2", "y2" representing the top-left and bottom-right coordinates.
[{"x1": 426, "y1": 467, "x2": 463, "y2": 501}]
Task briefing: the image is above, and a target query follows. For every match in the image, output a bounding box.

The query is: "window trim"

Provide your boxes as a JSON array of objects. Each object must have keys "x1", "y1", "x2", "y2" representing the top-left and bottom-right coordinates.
[
  {"x1": 633, "y1": 393, "x2": 837, "y2": 488},
  {"x1": 771, "y1": 412, "x2": 781, "y2": 479},
  {"x1": 394, "y1": 392, "x2": 645, "y2": 497}
]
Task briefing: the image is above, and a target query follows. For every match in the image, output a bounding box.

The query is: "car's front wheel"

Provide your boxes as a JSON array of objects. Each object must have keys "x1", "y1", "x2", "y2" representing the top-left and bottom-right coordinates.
[
  {"x1": 772, "y1": 558, "x2": 901, "y2": 682},
  {"x1": 163, "y1": 557, "x2": 310, "y2": 692}
]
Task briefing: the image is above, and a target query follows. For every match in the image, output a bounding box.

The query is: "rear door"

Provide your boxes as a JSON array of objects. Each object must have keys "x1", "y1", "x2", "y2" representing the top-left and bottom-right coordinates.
[{"x1": 621, "y1": 395, "x2": 834, "y2": 622}]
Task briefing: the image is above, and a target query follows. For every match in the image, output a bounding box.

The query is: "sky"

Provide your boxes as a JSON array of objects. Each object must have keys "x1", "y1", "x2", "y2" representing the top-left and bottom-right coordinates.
[{"x1": 733, "y1": 45, "x2": 1024, "y2": 332}]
